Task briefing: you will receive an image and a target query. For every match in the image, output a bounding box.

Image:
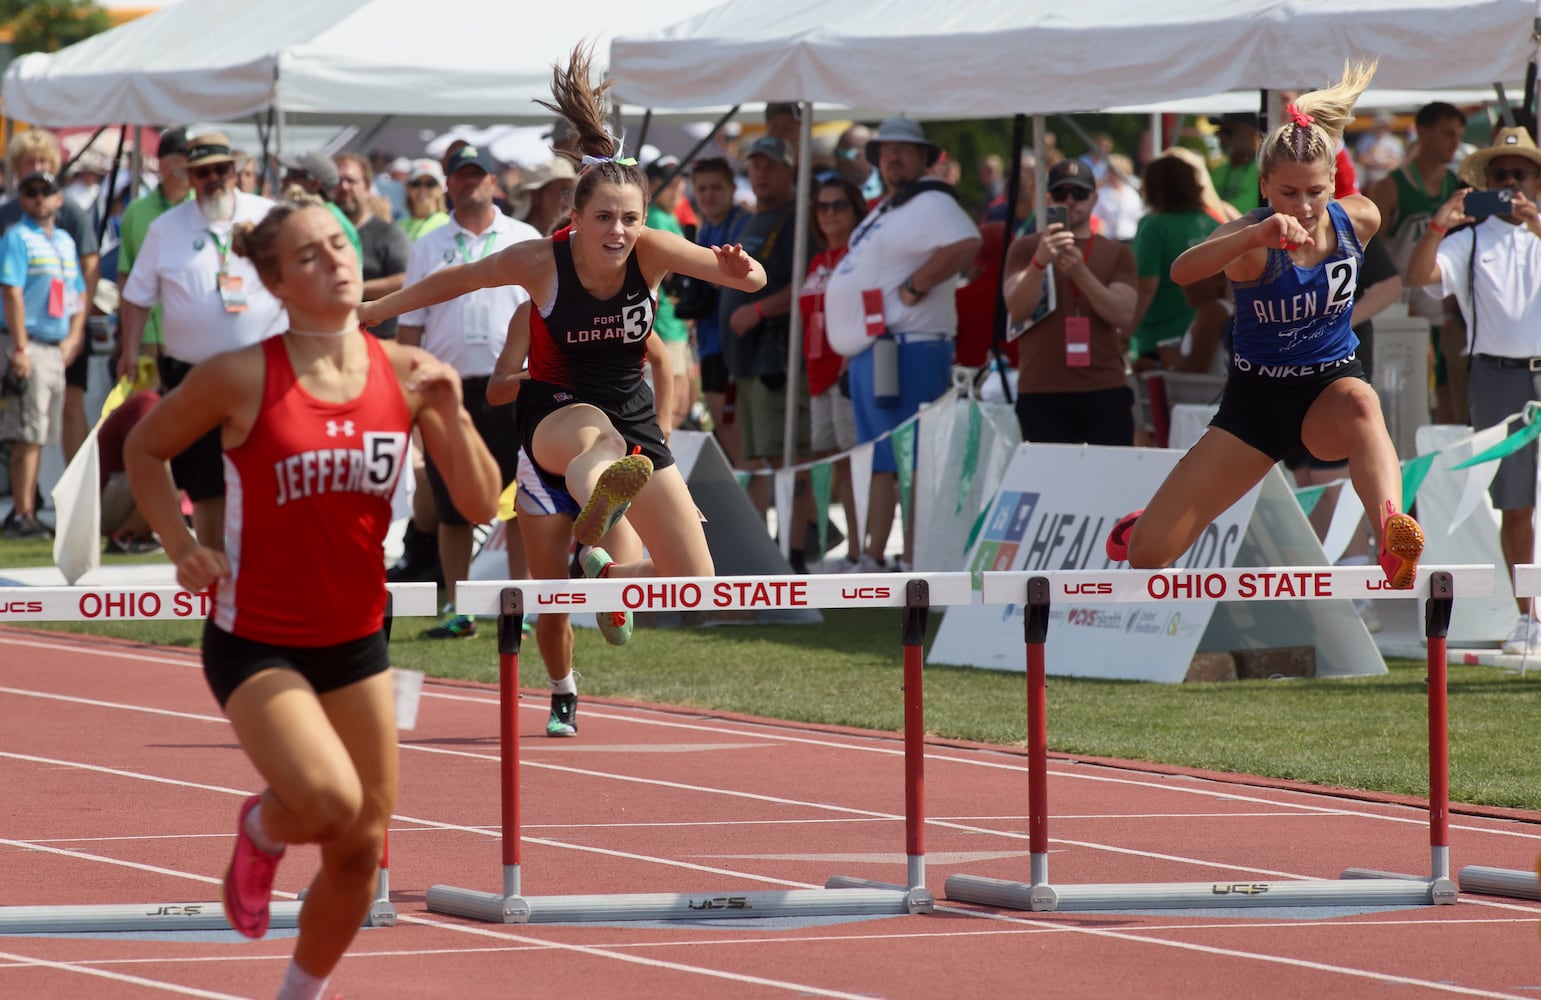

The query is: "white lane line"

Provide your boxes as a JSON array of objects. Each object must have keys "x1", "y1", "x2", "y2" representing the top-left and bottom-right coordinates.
[
  {"x1": 1, "y1": 761, "x2": 1537, "y2": 996},
  {"x1": 7, "y1": 637, "x2": 1538, "y2": 842},
  {"x1": 0, "y1": 948, "x2": 252, "y2": 999}
]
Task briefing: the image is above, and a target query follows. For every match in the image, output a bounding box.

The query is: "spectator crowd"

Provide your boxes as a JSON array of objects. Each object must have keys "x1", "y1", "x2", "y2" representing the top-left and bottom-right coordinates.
[{"x1": 6, "y1": 101, "x2": 1541, "y2": 650}]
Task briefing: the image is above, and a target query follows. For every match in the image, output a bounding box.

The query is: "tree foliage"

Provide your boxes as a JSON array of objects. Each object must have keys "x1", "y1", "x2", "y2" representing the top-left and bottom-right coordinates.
[{"x1": 1, "y1": 0, "x2": 112, "y2": 56}]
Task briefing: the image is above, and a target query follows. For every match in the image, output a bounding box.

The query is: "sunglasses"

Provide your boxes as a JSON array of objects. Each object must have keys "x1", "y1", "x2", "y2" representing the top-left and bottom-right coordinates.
[
  {"x1": 1489, "y1": 167, "x2": 1537, "y2": 184},
  {"x1": 1049, "y1": 186, "x2": 1093, "y2": 203},
  {"x1": 408, "y1": 178, "x2": 439, "y2": 189},
  {"x1": 18, "y1": 186, "x2": 54, "y2": 199},
  {"x1": 815, "y1": 199, "x2": 853, "y2": 213},
  {"x1": 190, "y1": 162, "x2": 233, "y2": 181}
]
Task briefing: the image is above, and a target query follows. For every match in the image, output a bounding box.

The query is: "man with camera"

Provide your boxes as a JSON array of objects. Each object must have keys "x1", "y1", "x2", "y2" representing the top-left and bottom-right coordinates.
[{"x1": 1407, "y1": 126, "x2": 1541, "y2": 655}]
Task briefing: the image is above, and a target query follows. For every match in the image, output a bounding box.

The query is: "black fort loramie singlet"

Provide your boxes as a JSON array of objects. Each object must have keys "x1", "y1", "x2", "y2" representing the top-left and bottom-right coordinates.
[{"x1": 526, "y1": 228, "x2": 657, "y2": 405}]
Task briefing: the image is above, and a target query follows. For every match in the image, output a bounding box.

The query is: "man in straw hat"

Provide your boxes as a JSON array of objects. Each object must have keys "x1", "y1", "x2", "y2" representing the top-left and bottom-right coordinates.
[
  {"x1": 1407, "y1": 125, "x2": 1541, "y2": 654},
  {"x1": 118, "y1": 131, "x2": 284, "y2": 550}
]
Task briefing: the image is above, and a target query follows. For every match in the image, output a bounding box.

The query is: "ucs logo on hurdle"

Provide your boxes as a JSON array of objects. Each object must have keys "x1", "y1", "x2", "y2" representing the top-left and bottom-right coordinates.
[{"x1": 687, "y1": 896, "x2": 752, "y2": 911}]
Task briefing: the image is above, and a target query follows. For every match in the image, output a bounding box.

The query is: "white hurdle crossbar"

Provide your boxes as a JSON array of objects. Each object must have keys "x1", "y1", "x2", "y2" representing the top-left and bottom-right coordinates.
[
  {"x1": 0, "y1": 580, "x2": 435, "y2": 934},
  {"x1": 1453, "y1": 564, "x2": 1541, "y2": 903},
  {"x1": 429, "y1": 574, "x2": 974, "y2": 924},
  {"x1": 944, "y1": 565, "x2": 1493, "y2": 912}
]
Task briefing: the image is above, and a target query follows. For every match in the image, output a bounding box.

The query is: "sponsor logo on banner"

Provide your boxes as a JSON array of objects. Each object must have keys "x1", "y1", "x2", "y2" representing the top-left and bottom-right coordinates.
[{"x1": 77, "y1": 591, "x2": 212, "y2": 619}]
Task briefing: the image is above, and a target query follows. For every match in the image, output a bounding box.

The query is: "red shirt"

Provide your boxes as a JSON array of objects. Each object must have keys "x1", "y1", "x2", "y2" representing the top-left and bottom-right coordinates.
[
  {"x1": 98, "y1": 391, "x2": 160, "y2": 489},
  {"x1": 799, "y1": 247, "x2": 847, "y2": 396},
  {"x1": 215, "y1": 335, "x2": 411, "y2": 646}
]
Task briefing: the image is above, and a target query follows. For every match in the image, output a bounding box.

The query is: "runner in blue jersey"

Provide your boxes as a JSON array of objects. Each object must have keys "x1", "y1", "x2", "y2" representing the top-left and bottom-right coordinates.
[{"x1": 1108, "y1": 61, "x2": 1424, "y2": 588}]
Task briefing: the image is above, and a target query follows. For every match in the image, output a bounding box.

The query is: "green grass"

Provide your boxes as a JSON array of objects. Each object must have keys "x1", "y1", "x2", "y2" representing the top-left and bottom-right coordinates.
[{"x1": 21, "y1": 602, "x2": 1541, "y2": 812}]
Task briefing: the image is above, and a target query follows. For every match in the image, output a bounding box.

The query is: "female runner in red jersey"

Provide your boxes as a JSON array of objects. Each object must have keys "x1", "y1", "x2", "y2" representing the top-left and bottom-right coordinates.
[{"x1": 124, "y1": 195, "x2": 500, "y2": 1000}]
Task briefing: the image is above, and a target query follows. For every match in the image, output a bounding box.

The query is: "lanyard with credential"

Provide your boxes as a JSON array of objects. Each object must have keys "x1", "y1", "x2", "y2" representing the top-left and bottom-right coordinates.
[
  {"x1": 454, "y1": 231, "x2": 497, "y2": 265},
  {"x1": 209, "y1": 228, "x2": 248, "y2": 313}
]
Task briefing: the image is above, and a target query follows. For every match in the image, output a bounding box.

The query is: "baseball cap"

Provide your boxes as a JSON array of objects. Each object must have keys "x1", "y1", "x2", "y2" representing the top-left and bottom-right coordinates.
[
  {"x1": 408, "y1": 158, "x2": 445, "y2": 184},
  {"x1": 644, "y1": 155, "x2": 682, "y2": 181},
  {"x1": 1208, "y1": 112, "x2": 1261, "y2": 130},
  {"x1": 19, "y1": 170, "x2": 58, "y2": 193},
  {"x1": 1047, "y1": 159, "x2": 1095, "y2": 193},
  {"x1": 744, "y1": 136, "x2": 794, "y2": 168},
  {"x1": 157, "y1": 128, "x2": 189, "y2": 160},
  {"x1": 278, "y1": 150, "x2": 340, "y2": 190},
  {"x1": 444, "y1": 144, "x2": 499, "y2": 176}
]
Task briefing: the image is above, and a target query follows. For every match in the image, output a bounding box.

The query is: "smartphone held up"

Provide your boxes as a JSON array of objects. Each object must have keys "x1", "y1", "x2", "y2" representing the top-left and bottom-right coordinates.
[{"x1": 1464, "y1": 187, "x2": 1513, "y2": 220}]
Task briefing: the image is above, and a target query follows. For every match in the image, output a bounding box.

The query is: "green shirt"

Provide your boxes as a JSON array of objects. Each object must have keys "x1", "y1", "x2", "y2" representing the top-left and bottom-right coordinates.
[
  {"x1": 1210, "y1": 160, "x2": 1261, "y2": 214},
  {"x1": 118, "y1": 186, "x2": 192, "y2": 346},
  {"x1": 399, "y1": 212, "x2": 449, "y2": 243},
  {"x1": 1131, "y1": 210, "x2": 1220, "y2": 357},
  {"x1": 326, "y1": 202, "x2": 363, "y2": 272},
  {"x1": 645, "y1": 205, "x2": 689, "y2": 345}
]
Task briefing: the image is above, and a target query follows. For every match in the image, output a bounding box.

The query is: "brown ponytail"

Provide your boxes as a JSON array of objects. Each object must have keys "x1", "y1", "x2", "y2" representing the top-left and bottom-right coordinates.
[
  {"x1": 535, "y1": 42, "x2": 648, "y2": 212},
  {"x1": 230, "y1": 192, "x2": 327, "y2": 290}
]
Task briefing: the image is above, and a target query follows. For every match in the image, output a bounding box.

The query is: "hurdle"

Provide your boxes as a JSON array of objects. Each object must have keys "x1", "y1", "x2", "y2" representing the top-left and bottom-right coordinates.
[
  {"x1": 1453, "y1": 564, "x2": 1541, "y2": 902},
  {"x1": 428, "y1": 573, "x2": 970, "y2": 924},
  {"x1": 0, "y1": 581, "x2": 435, "y2": 934},
  {"x1": 945, "y1": 564, "x2": 1493, "y2": 912}
]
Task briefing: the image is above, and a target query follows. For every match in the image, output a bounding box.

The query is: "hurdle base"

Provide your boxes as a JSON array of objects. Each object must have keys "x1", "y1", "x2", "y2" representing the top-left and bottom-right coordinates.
[
  {"x1": 1340, "y1": 868, "x2": 1457, "y2": 904},
  {"x1": 944, "y1": 874, "x2": 1446, "y2": 912},
  {"x1": 822, "y1": 875, "x2": 935, "y2": 912},
  {"x1": 1458, "y1": 865, "x2": 1541, "y2": 901},
  {"x1": 0, "y1": 900, "x2": 304, "y2": 934},
  {"x1": 427, "y1": 884, "x2": 922, "y2": 923}
]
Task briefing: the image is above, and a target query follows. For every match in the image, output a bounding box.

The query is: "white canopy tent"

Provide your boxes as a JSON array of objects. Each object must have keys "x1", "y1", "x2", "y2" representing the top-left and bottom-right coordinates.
[
  {"x1": 610, "y1": 0, "x2": 1539, "y2": 114},
  {"x1": 2, "y1": 0, "x2": 731, "y2": 130}
]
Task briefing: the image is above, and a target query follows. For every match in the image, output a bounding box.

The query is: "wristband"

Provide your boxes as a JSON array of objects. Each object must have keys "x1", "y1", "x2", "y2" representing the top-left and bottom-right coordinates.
[{"x1": 1429, "y1": 222, "x2": 1448, "y2": 236}]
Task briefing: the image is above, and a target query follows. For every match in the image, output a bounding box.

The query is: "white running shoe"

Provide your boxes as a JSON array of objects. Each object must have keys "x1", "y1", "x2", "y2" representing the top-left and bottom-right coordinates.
[{"x1": 1501, "y1": 617, "x2": 1541, "y2": 655}]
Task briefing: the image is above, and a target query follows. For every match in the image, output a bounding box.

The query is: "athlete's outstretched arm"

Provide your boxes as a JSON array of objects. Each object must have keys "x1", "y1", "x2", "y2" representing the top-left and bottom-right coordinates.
[
  {"x1": 390, "y1": 343, "x2": 502, "y2": 525},
  {"x1": 644, "y1": 332, "x2": 674, "y2": 445},
  {"x1": 638, "y1": 227, "x2": 765, "y2": 293},
  {"x1": 487, "y1": 301, "x2": 532, "y2": 407},
  {"x1": 360, "y1": 240, "x2": 552, "y2": 328},
  {"x1": 124, "y1": 353, "x2": 258, "y2": 591}
]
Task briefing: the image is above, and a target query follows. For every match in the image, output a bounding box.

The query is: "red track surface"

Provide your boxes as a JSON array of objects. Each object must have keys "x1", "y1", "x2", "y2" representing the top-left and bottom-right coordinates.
[{"x1": 3, "y1": 626, "x2": 1541, "y2": 999}]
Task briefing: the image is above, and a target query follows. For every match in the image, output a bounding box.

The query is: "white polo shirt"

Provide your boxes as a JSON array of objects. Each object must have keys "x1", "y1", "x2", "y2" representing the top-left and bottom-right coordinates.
[
  {"x1": 1436, "y1": 216, "x2": 1541, "y2": 359},
  {"x1": 121, "y1": 191, "x2": 287, "y2": 363},
  {"x1": 400, "y1": 210, "x2": 539, "y2": 377}
]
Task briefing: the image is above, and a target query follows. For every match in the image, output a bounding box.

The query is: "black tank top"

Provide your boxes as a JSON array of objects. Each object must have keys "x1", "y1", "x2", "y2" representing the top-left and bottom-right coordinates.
[{"x1": 528, "y1": 229, "x2": 656, "y2": 404}]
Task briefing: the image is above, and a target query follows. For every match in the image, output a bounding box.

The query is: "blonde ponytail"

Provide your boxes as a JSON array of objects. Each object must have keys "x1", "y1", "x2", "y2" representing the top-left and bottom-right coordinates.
[{"x1": 1258, "y1": 60, "x2": 1377, "y2": 176}]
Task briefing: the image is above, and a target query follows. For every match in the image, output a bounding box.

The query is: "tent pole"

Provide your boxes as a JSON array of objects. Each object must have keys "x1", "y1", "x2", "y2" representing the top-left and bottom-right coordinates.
[
  {"x1": 98, "y1": 124, "x2": 128, "y2": 247},
  {"x1": 1031, "y1": 116, "x2": 1046, "y2": 235},
  {"x1": 987, "y1": 113, "x2": 1027, "y2": 403},
  {"x1": 659, "y1": 105, "x2": 741, "y2": 190},
  {"x1": 778, "y1": 100, "x2": 814, "y2": 558}
]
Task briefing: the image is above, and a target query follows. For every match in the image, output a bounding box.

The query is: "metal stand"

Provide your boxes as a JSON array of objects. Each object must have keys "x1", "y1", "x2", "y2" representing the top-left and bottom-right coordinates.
[
  {"x1": 0, "y1": 594, "x2": 417, "y2": 933},
  {"x1": 947, "y1": 573, "x2": 1459, "y2": 912},
  {"x1": 429, "y1": 585, "x2": 932, "y2": 924}
]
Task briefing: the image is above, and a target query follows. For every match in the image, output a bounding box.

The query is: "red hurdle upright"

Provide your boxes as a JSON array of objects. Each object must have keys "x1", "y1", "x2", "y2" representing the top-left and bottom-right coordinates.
[
  {"x1": 428, "y1": 575, "x2": 955, "y2": 923},
  {"x1": 947, "y1": 566, "x2": 1476, "y2": 912}
]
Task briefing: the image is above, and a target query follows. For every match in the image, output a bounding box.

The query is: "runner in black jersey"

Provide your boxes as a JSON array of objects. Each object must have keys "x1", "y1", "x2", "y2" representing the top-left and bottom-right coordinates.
[{"x1": 361, "y1": 44, "x2": 765, "y2": 724}]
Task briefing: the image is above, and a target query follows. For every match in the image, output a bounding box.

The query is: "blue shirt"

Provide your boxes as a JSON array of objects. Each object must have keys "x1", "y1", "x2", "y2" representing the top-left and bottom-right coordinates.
[
  {"x1": 693, "y1": 205, "x2": 749, "y2": 359},
  {"x1": 1230, "y1": 200, "x2": 1362, "y2": 367},
  {"x1": 0, "y1": 215, "x2": 84, "y2": 344}
]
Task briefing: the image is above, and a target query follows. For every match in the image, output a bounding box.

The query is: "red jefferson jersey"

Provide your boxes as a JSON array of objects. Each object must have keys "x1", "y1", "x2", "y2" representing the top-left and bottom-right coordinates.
[{"x1": 215, "y1": 335, "x2": 410, "y2": 646}]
